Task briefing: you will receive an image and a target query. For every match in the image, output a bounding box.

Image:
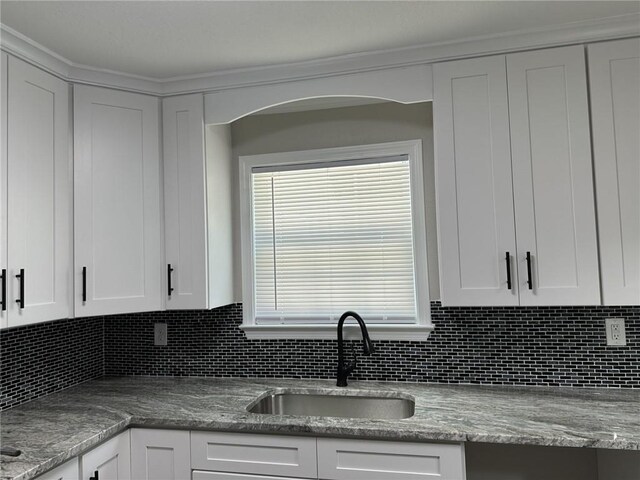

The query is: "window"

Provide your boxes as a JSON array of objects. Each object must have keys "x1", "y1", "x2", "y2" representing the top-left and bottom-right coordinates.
[{"x1": 240, "y1": 141, "x2": 431, "y2": 339}]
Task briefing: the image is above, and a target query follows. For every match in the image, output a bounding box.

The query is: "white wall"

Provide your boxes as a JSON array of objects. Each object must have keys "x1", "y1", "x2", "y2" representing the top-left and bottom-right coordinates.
[{"x1": 229, "y1": 101, "x2": 438, "y2": 302}]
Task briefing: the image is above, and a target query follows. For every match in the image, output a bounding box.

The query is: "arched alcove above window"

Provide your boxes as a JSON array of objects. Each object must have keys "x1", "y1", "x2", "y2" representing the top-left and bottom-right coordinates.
[{"x1": 204, "y1": 64, "x2": 433, "y2": 125}]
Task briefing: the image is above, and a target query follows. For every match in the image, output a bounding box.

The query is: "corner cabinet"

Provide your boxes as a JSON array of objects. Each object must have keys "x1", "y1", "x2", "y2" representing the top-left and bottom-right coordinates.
[
  {"x1": 434, "y1": 45, "x2": 600, "y2": 306},
  {"x1": 162, "y1": 94, "x2": 234, "y2": 310},
  {"x1": 74, "y1": 85, "x2": 162, "y2": 317},
  {"x1": 81, "y1": 430, "x2": 131, "y2": 480},
  {"x1": 1, "y1": 56, "x2": 72, "y2": 328},
  {"x1": 588, "y1": 38, "x2": 640, "y2": 305},
  {"x1": 36, "y1": 459, "x2": 79, "y2": 480}
]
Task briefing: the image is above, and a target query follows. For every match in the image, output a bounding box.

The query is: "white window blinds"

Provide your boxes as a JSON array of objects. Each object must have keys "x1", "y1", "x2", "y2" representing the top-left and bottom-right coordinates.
[{"x1": 251, "y1": 156, "x2": 417, "y2": 324}]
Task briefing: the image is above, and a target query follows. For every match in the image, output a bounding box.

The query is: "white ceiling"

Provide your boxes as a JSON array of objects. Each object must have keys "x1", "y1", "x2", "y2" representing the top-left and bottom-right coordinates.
[{"x1": 1, "y1": 1, "x2": 637, "y2": 79}]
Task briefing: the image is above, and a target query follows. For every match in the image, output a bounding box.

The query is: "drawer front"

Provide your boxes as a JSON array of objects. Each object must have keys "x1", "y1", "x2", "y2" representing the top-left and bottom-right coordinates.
[
  {"x1": 317, "y1": 438, "x2": 465, "y2": 480},
  {"x1": 193, "y1": 471, "x2": 307, "y2": 480},
  {"x1": 191, "y1": 432, "x2": 317, "y2": 478}
]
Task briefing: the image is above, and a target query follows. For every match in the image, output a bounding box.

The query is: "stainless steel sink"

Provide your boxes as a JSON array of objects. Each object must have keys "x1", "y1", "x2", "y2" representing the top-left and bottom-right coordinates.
[{"x1": 247, "y1": 391, "x2": 415, "y2": 419}]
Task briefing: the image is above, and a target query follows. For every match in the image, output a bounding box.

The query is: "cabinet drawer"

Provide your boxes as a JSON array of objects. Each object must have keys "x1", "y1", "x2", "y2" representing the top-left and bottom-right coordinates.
[
  {"x1": 191, "y1": 432, "x2": 317, "y2": 478},
  {"x1": 317, "y1": 438, "x2": 465, "y2": 480},
  {"x1": 193, "y1": 471, "x2": 307, "y2": 480}
]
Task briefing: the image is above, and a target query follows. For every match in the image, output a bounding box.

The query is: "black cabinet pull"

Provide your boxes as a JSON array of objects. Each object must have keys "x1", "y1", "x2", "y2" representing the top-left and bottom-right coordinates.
[
  {"x1": 167, "y1": 263, "x2": 174, "y2": 296},
  {"x1": 1, "y1": 268, "x2": 6, "y2": 311},
  {"x1": 15, "y1": 268, "x2": 24, "y2": 308},
  {"x1": 505, "y1": 252, "x2": 512, "y2": 290},
  {"x1": 89, "y1": 470, "x2": 99, "y2": 480},
  {"x1": 526, "y1": 252, "x2": 533, "y2": 290},
  {"x1": 82, "y1": 266, "x2": 87, "y2": 302}
]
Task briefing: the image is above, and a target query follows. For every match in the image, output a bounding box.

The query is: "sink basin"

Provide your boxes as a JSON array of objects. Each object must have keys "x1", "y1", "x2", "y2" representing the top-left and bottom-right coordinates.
[{"x1": 247, "y1": 391, "x2": 415, "y2": 419}]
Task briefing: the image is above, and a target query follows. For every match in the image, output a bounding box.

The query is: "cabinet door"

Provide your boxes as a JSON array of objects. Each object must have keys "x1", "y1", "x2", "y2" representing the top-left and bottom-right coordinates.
[
  {"x1": 507, "y1": 46, "x2": 600, "y2": 305},
  {"x1": 588, "y1": 39, "x2": 640, "y2": 305},
  {"x1": 1, "y1": 52, "x2": 7, "y2": 328},
  {"x1": 163, "y1": 94, "x2": 208, "y2": 309},
  {"x1": 131, "y1": 428, "x2": 191, "y2": 480},
  {"x1": 81, "y1": 431, "x2": 130, "y2": 480},
  {"x1": 37, "y1": 458, "x2": 79, "y2": 480},
  {"x1": 74, "y1": 85, "x2": 162, "y2": 317},
  {"x1": 433, "y1": 55, "x2": 518, "y2": 306},
  {"x1": 7, "y1": 56, "x2": 71, "y2": 326},
  {"x1": 317, "y1": 438, "x2": 465, "y2": 480}
]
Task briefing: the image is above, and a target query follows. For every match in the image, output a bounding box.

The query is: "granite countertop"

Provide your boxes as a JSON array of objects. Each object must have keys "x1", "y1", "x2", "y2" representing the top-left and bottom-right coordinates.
[{"x1": 1, "y1": 377, "x2": 639, "y2": 480}]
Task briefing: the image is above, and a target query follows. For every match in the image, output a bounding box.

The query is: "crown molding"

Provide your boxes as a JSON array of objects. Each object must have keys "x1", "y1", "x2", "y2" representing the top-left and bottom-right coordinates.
[{"x1": 2, "y1": 13, "x2": 639, "y2": 97}]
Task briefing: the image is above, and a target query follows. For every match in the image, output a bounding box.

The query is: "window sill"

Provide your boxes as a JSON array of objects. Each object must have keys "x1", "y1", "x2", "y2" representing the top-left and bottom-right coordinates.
[{"x1": 240, "y1": 323, "x2": 434, "y2": 341}]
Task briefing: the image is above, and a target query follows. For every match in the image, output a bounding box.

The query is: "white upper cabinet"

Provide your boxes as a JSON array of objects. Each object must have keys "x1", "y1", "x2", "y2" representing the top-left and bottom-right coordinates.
[
  {"x1": 507, "y1": 45, "x2": 600, "y2": 306},
  {"x1": 74, "y1": 85, "x2": 162, "y2": 317},
  {"x1": 163, "y1": 95, "x2": 234, "y2": 310},
  {"x1": 588, "y1": 38, "x2": 640, "y2": 305},
  {"x1": 434, "y1": 55, "x2": 518, "y2": 306},
  {"x1": 435, "y1": 46, "x2": 601, "y2": 306},
  {"x1": 1, "y1": 52, "x2": 7, "y2": 328},
  {"x1": 163, "y1": 94, "x2": 208, "y2": 309},
  {"x1": 4, "y1": 57, "x2": 72, "y2": 326}
]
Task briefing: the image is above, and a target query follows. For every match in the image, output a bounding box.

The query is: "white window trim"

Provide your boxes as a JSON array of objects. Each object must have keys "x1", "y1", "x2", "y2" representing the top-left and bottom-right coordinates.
[{"x1": 239, "y1": 140, "x2": 432, "y2": 340}]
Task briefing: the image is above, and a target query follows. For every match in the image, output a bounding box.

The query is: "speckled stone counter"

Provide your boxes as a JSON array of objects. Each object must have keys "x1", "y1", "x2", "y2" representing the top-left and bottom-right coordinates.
[{"x1": 1, "y1": 377, "x2": 639, "y2": 480}]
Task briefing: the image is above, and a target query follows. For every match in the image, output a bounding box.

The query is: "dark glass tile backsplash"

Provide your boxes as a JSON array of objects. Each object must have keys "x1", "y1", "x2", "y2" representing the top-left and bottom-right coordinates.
[
  {"x1": 0, "y1": 317, "x2": 103, "y2": 410},
  {"x1": 2, "y1": 302, "x2": 638, "y2": 410},
  {"x1": 104, "y1": 302, "x2": 639, "y2": 386}
]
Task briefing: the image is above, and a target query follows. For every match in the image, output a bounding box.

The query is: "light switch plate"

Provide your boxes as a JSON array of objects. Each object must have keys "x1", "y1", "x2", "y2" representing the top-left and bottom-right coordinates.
[{"x1": 605, "y1": 318, "x2": 626, "y2": 346}]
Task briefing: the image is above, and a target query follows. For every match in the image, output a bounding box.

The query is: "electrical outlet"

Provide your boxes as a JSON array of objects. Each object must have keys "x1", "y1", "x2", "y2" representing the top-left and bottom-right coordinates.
[
  {"x1": 605, "y1": 318, "x2": 626, "y2": 346},
  {"x1": 154, "y1": 323, "x2": 168, "y2": 346}
]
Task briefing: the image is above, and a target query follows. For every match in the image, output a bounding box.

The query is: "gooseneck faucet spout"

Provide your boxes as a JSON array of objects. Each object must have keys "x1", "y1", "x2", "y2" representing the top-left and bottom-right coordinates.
[{"x1": 336, "y1": 311, "x2": 374, "y2": 387}]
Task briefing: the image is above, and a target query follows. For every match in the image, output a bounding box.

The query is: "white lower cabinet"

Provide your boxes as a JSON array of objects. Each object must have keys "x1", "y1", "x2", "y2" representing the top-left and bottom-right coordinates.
[
  {"x1": 38, "y1": 429, "x2": 466, "y2": 480},
  {"x1": 37, "y1": 458, "x2": 79, "y2": 480},
  {"x1": 80, "y1": 431, "x2": 131, "y2": 480},
  {"x1": 190, "y1": 432, "x2": 317, "y2": 479},
  {"x1": 317, "y1": 438, "x2": 465, "y2": 480},
  {"x1": 131, "y1": 429, "x2": 191, "y2": 480}
]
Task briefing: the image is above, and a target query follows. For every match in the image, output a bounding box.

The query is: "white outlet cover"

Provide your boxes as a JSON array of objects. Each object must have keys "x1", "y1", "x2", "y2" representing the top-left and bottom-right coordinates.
[{"x1": 605, "y1": 318, "x2": 626, "y2": 346}]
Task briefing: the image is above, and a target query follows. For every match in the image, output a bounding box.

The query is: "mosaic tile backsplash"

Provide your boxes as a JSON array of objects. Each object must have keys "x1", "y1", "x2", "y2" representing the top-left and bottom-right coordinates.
[
  {"x1": 0, "y1": 316, "x2": 103, "y2": 410},
  {"x1": 2, "y1": 302, "x2": 638, "y2": 410}
]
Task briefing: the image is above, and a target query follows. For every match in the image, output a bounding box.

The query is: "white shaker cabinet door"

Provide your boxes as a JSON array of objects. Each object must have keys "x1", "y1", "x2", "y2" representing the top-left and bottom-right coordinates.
[
  {"x1": 163, "y1": 94, "x2": 208, "y2": 309},
  {"x1": 507, "y1": 46, "x2": 600, "y2": 306},
  {"x1": 1, "y1": 52, "x2": 7, "y2": 328},
  {"x1": 74, "y1": 85, "x2": 162, "y2": 317},
  {"x1": 433, "y1": 55, "x2": 518, "y2": 306},
  {"x1": 81, "y1": 431, "x2": 131, "y2": 480},
  {"x1": 37, "y1": 459, "x2": 79, "y2": 480},
  {"x1": 131, "y1": 429, "x2": 191, "y2": 480},
  {"x1": 589, "y1": 38, "x2": 640, "y2": 305},
  {"x1": 6, "y1": 56, "x2": 72, "y2": 326}
]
